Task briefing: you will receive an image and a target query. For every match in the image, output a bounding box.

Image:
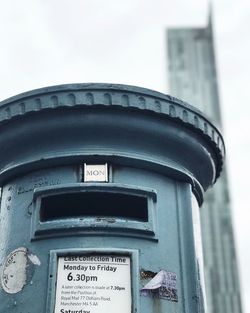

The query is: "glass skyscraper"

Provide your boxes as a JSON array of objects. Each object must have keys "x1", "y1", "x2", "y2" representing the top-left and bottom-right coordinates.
[{"x1": 167, "y1": 14, "x2": 243, "y2": 313}]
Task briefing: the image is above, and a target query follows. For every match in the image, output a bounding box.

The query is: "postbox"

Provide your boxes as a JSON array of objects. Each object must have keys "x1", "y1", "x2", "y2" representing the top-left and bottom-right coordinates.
[{"x1": 0, "y1": 83, "x2": 224, "y2": 313}]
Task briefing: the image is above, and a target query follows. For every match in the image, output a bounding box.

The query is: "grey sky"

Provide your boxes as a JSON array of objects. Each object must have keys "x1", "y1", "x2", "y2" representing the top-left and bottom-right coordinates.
[{"x1": 0, "y1": 0, "x2": 249, "y2": 311}]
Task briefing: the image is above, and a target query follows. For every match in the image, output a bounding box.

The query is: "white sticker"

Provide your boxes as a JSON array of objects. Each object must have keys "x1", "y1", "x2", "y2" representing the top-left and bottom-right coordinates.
[
  {"x1": 54, "y1": 255, "x2": 131, "y2": 313},
  {"x1": 141, "y1": 270, "x2": 178, "y2": 302},
  {"x1": 1, "y1": 247, "x2": 27, "y2": 294},
  {"x1": 84, "y1": 164, "x2": 108, "y2": 182}
]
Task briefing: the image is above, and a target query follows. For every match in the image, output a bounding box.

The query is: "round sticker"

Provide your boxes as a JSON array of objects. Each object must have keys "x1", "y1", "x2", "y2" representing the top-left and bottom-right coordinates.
[{"x1": 1, "y1": 247, "x2": 27, "y2": 294}]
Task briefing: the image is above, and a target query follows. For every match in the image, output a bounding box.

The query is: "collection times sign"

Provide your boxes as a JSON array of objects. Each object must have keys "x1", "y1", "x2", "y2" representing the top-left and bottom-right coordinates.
[{"x1": 54, "y1": 255, "x2": 131, "y2": 313}]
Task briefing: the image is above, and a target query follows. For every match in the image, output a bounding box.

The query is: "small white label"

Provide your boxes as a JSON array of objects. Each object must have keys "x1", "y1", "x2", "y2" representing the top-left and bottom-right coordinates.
[
  {"x1": 54, "y1": 255, "x2": 131, "y2": 313},
  {"x1": 84, "y1": 164, "x2": 108, "y2": 182}
]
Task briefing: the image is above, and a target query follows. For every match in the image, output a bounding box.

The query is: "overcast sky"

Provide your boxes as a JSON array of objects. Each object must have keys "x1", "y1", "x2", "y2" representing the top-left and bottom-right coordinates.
[{"x1": 0, "y1": 0, "x2": 249, "y2": 311}]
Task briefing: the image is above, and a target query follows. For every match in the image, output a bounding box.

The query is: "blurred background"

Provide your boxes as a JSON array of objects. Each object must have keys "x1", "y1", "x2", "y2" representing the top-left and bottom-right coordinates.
[{"x1": 0, "y1": 1, "x2": 249, "y2": 312}]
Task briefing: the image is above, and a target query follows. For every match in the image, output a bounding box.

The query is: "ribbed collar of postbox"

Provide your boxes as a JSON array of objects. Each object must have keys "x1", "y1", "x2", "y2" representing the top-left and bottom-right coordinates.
[{"x1": 0, "y1": 83, "x2": 225, "y2": 202}]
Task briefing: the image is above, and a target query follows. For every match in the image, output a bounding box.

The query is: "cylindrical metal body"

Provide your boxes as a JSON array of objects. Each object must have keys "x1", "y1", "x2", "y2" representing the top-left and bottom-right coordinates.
[{"x1": 0, "y1": 84, "x2": 224, "y2": 313}]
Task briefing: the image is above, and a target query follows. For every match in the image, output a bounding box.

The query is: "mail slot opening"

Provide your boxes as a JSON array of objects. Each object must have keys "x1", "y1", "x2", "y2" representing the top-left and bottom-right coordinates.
[{"x1": 40, "y1": 192, "x2": 148, "y2": 222}]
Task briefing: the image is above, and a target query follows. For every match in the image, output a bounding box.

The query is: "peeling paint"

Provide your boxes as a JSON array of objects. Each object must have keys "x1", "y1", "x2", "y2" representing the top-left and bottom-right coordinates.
[
  {"x1": 140, "y1": 269, "x2": 157, "y2": 279},
  {"x1": 28, "y1": 254, "x2": 41, "y2": 266},
  {"x1": 1, "y1": 247, "x2": 27, "y2": 294}
]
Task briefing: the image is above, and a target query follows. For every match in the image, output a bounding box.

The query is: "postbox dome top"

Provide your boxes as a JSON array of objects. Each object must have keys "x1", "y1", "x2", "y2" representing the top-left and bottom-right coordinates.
[{"x1": 0, "y1": 83, "x2": 225, "y2": 204}]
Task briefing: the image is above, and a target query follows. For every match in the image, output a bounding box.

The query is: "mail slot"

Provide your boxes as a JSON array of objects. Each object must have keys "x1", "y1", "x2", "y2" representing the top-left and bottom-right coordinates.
[
  {"x1": 0, "y1": 83, "x2": 225, "y2": 313},
  {"x1": 40, "y1": 191, "x2": 148, "y2": 222}
]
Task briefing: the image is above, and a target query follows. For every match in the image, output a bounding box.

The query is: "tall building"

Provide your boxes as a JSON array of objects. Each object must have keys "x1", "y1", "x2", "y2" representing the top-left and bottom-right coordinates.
[{"x1": 167, "y1": 13, "x2": 243, "y2": 313}]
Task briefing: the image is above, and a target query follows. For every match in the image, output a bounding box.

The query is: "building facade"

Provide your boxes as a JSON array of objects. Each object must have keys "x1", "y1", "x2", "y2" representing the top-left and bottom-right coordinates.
[{"x1": 167, "y1": 15, "x2": 243, "y2": 313}]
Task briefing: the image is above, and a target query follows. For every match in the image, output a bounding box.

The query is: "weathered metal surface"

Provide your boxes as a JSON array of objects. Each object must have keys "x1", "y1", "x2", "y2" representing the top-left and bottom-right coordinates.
[{"x1": 0, "y1": 83, "x2": 224, "y2": 312}]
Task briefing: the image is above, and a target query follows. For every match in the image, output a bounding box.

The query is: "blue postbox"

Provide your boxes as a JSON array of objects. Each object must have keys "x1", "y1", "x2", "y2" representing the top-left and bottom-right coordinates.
[{"x1": 0, "y1": 83, "x2": 224, "y2": 313}]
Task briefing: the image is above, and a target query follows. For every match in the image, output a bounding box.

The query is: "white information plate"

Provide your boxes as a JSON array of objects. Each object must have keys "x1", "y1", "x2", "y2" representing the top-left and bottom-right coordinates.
[
  {"x1": 84, "y1": 164, "x2": 108, "y2": 182},
  {"x1": 54, "y1": 255, "x2": 131, "y2": 313}
]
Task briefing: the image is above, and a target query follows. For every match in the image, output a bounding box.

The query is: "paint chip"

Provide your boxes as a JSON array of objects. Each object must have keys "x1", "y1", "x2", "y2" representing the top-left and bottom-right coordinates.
[{"x1": 28, "y1": 254, "x2": 41, "y2": 266}]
